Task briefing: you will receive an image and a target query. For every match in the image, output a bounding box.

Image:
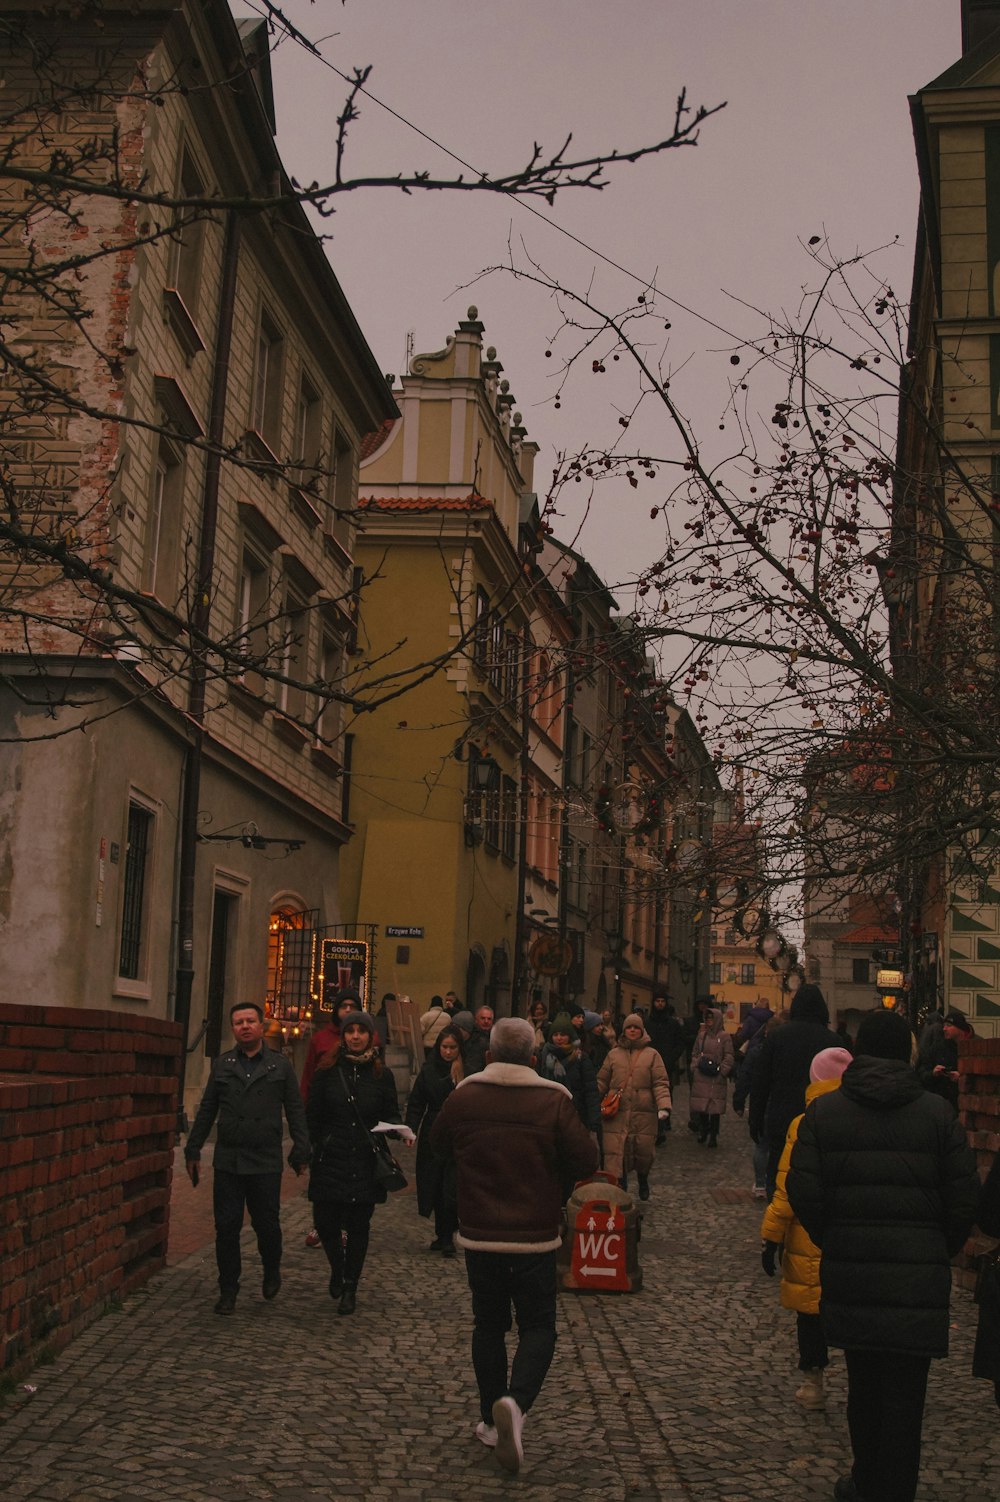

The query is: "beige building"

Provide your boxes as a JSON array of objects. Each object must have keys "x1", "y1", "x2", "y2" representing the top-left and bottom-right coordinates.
[{"x1": 0, "y1": 1, "x2": 396, "y2": 1112}]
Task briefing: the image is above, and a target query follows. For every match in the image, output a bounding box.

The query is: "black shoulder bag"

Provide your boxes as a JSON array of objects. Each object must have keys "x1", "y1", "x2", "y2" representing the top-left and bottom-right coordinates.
[{"x1": 340, "y1": 1070, "x2": 408, "y2": 1193}]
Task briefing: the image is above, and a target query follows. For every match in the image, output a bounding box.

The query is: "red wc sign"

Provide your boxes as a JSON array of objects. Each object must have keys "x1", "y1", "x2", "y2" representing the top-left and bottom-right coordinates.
[{"x1": 569, "y1": 1201, "x2": 628, "y2": 1290}]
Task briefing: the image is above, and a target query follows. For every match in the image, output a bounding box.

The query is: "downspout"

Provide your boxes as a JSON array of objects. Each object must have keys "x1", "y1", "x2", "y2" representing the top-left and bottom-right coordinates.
[
  {"x1": 511, "y1": 619, "x2": 531, "y2": 1016},
  {"x1": 174, "y1": 209, "x2": 242, "y2": 1132}
]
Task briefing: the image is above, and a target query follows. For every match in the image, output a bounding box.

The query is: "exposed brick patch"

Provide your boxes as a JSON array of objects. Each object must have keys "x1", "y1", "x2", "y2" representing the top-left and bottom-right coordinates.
[
  {"x1": 956, "y1": 1036, "x2": 1000, "y2": 1291},
  {"x1": 0, "y1": 1002, "x2": 181, "y2": 1376}
]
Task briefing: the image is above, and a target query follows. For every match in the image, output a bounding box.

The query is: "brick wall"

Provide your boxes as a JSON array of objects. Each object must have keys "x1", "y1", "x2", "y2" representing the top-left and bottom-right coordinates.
[
  {"x1": 957, "y1": 1036, "x2": 1000, "y2": 1290},
  {"x1": 0, "y1": 1003, "x2": 181, "y2": 1376}
]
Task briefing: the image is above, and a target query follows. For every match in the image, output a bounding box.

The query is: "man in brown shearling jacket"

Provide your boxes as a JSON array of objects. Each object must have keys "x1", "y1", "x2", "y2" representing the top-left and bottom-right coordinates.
[{"x1": 430, "y1": 1016, "x2": 598, "y2": 1475}]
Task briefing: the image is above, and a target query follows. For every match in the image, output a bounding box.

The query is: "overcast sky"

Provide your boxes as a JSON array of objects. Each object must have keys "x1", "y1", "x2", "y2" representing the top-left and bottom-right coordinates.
[{"x1": 254, "y1": 0, "x2": 961, "y2": 594}]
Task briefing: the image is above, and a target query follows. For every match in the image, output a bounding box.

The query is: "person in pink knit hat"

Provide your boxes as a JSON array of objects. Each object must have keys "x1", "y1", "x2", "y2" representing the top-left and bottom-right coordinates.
[{"x1": 758, "y1": 1046, "x2": 854, "y2": 1410}]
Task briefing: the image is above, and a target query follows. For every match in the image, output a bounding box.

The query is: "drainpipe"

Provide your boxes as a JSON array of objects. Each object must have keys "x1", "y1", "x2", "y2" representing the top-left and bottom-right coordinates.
[
  {"x1": 174, "y1": 210, "x2": 242, "y2": 1133},
  {"x1": 511, "y1": 620, "x2": 531, "y2": 1016}
]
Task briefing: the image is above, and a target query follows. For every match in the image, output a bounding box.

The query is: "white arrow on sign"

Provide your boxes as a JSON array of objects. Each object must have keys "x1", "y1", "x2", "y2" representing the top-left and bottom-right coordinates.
[{"x1": 579, "y1": 1265, "x2": 617, "y2": 1277}]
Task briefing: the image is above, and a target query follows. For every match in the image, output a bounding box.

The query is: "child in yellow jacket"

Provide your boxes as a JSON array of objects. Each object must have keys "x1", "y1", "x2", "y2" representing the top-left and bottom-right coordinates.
[{"x1": 760, "y1": 1045, "x2": 853, "y2": 1410}]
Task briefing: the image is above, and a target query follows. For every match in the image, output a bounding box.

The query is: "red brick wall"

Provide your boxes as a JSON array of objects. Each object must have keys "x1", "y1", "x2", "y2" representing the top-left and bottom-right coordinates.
[
  {"x1": 957, "y1": 1036, "x2": 1000, "y2": 1290},
  {"x1": 0, "y1": 1003, "x2": 181, "y2": 1376}
]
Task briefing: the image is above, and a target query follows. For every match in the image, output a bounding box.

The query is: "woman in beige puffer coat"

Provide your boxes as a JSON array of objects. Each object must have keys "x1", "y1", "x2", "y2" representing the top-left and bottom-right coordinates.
[{"x1": 596, "y1": 1013, "x2": 672, "y2": 1201}]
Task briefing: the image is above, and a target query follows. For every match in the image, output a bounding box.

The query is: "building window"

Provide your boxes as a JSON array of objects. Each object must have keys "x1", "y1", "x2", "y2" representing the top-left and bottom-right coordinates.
[
  {"x1": 278, "y1": 581, "x2": 309, "y2": 720},
  {"x1": 709, "y1": 961, "x2": 722, "y2": 984},
  {"x1": 740, "y1": 963, "x2": 755, "y2": 986},
  {"x1": 294, "y1": 372, "x2": 322, "y2": 489},
  {"x1": 167, "y1": 149, "x2": 206, "y2": 319},
  {"x1": 501, "y1": 775, "x2": 517, "y2": 859},
  {"x1": 119, "y1": 800, "x2": 154, "y2": 980},
  {"x1": 316, "y1": 634, "x2": 343, "y2": 745},
  {"x1": 490, "y1": 613, "x2": 504, "y2": 692},
  {"x1": 251, "y1": 309, "x2": 284, "y2": 449},
  {"x1": 330, "y1": 429, "x2": 355, "y2": 549},
  {"x1": 237, "y1": 545, "x2": 271, "y2": 694},
  {"x1": 504, "y1": 631, "x2": 521, "y2": 707},
  {"x1": 143, "y1": 435, "x2": 184, "y2": 600},
  {"x1": 473, "y1": 587, "x2": 490, "y2": 671},
  {"x1": 852, "y1": 958, "x2": 870, "y2": 985}
]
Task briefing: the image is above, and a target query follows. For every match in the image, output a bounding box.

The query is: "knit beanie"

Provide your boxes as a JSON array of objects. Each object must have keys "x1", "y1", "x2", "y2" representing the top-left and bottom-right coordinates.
[
  {"x1": 340, "y1": 1010, "x2": 375, "y2": 1039},
  {"x1": 855, "y1": 1008, "x2": 913, "y2": 1063},
  {"x1": 944, "y1": 1009, "x2": 973, "y2": 1035},
  {"x1": 451, "y1": 1010, "x2": 475, "y2": 1034},
  {"x1": 582, "y1": 1009, "x2": 604, "y2": 1033},
  {"x1": 809, "y1": 1046, "x2": 854, "y2": 1083},
  {"x1": 548, "y1": 1011, "x2": 578, "y2": 1042},
  {"x1": 622, "y1": 1012, "x2": 645, "y2": 1033}
]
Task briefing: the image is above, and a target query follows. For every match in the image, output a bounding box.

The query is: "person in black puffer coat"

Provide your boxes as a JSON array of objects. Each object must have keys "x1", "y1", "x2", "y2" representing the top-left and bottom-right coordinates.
[
  {"x1": 406, "y1": 1026, "x2": 464, "y2": 1255},
  {"x1": 787, "y1": 1008, "x2": 979, "y2": 1502},
  {"x1": 748, "y1": 983, "x2": 841, "y2": 1197},
  {"x1": 307, "y1": 1011, "x2": 403, "y2": 1315},
  {"x1": 536, "y1": 1013, "x2": 600, "y2": 1177}
]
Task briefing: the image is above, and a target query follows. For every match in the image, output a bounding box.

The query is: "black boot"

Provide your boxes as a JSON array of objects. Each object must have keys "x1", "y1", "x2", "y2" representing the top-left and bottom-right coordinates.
[
  {"x1": 325, "y1": 1244, "x2": 344, "y2": 1299},
  {"x1": 637, "y1": 1173, "x2": 650, "y2": 1202},
  {"x1": 338, "y1": 1283, "x2": 357, "y2": 1316},
  {"x1": 707, "y1": 1114, "x2": 719, "y2": 1148},
  {"x1": 697, "y1": 1114, "x2": 709, "y2": 1144}
]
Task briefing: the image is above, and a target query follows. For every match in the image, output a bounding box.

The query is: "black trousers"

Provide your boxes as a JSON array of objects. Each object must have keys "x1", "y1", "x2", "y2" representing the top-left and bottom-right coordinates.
[
  {"x1": 844, "y1": 1348, "x2": 931, "y2": 1502},
  {"x1": 465, "y1": 1249, "x2": 558, "y2": 1424},
  {"x1": 213, "y1": 1169, "x2": 282, "y2": 1293},
  {"x1": 796, "y1": 1311, "x2": 828, "y2": 1370},
  {"x1": 313, "y1": 1200, "x2": 375, "y2": 1285}
]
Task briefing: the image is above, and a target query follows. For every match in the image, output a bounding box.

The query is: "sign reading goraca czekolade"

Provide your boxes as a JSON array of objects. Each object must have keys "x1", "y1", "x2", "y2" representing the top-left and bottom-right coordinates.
[{"x1": 318, "y1": 938, "x2": 370, "y2": 1010}]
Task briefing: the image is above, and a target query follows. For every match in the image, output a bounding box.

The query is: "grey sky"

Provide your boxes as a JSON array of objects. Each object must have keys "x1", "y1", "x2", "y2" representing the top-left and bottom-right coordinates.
[{"x1": 258, "y1": 0, "x2": 959, "y2": 593}]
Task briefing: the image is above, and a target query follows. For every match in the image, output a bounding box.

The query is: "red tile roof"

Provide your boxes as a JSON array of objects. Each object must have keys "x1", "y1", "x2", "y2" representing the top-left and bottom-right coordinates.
[
  {"x1": 357, "y1": 494, "x2": 492, "y2": 512},
  {"x1": 359, "y1": 418, "x2": 398, "y2": 461},
  {"x1": 838, "y1": 924, "x2": 899, "y2": 945}
]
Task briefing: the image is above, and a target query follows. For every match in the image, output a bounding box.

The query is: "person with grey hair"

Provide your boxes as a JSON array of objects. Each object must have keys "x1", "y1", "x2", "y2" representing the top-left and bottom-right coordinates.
[{"x1": 431, "y1": 1016, "x2": 598, "y2": 1475}]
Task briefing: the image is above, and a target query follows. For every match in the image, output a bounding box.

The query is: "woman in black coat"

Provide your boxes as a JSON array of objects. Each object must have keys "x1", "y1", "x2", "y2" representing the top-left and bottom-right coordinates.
[
  {"x1": 307, "y1": 1010, "x2": 402, "y2": 1315},
  {"x1": 974, "y1": 1150, "x2": 1000, "y2": 1407},
  {"x1": 405, "y1": 1026, "x2": 463, "y2": 1255}
]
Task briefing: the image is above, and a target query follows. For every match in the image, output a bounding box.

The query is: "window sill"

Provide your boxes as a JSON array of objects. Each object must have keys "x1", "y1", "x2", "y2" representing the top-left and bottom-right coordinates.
[
  {"x1": 289, "y1": 484, "x2": 322, "y2": 531},
  {"x1": 272, "y1": 712, "x2": 310, "y2": 749},
  {"x1": 162, "y1": 287, "x2": 206, "y2": 361},
  {"x1": 310, "y1": 744, "x2": 343, "y2": 779},
  {"x1": 113, "y1": 979, "x2": 153, "y2": 1003},
  {"x1": 244, "y1": 428, "x2": 283, "y2": 487},
  {"x1": 228, "y1": 680, "x2": 270, "y2": 721}
]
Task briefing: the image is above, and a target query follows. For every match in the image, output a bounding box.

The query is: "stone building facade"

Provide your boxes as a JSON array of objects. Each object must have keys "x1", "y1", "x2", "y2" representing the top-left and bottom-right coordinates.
[{"x1": 0, "y1": 0, "x2": 396, "y2": 1112}]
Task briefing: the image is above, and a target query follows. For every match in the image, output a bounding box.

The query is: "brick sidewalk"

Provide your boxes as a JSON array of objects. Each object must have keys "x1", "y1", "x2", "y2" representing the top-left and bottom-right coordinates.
[{"x1": 1, "y1": 1097, "x2": 998, "y2": 1502}]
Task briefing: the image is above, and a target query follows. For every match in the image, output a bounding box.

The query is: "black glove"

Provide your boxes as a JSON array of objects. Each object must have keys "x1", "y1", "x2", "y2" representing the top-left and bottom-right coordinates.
[{"x1": 761, "y1": 1241, "x2": 780, "y2": 1277}]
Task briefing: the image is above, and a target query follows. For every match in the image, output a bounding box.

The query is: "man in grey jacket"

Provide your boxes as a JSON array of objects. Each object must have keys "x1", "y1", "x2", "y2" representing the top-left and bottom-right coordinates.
[
  {"x1": 185, "y1": 1002, "x2": 311, "y2": 1314},
  {"x1": 431, "y1": 1017, "x2": 597, "y2": 1475}
]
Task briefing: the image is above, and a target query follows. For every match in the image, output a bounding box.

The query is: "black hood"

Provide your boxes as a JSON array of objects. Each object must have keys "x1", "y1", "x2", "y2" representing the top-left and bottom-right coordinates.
[{"x1": 839, "y1": 1055, "x2": 924, "y2": 1110}]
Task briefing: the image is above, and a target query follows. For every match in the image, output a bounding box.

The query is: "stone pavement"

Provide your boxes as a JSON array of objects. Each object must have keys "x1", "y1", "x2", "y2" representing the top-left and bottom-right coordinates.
[{"x1": 1, "y1": 1091, "x2": 998, "y2": 1502}]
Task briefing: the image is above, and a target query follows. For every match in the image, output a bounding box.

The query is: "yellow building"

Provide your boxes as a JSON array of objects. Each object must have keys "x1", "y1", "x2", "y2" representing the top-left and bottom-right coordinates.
[{"x1": 343, "y1": 311, "x2": 538, "y2": 1012}]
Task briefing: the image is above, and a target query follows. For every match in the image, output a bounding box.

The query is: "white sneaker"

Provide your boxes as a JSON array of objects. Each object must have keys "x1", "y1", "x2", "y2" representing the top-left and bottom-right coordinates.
[
  {"x1": 752, "y1": 1185, "x2": 767, "y2": 1200},
  {"x1": 492, "y1": 1395, "x2": 524, "y2": 1474},
  {"x1": 475, "y1": 1421, "x2": 498, "y2": 1448}
]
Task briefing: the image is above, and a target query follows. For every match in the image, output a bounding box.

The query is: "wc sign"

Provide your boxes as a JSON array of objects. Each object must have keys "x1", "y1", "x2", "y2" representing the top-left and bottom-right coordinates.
[{"x1": 569, "y1": 1202, "x2": 628, "y2": 1290}]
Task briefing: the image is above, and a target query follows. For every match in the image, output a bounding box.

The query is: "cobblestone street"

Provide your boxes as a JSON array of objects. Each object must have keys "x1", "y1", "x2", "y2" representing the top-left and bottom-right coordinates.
[{"x1": 2, "y1": 1095, "x2": 997, "y2": 1502}]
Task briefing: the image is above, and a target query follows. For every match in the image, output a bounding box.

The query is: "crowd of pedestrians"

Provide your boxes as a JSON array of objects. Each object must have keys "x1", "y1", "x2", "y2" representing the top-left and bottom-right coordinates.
[{"x1": 183, "y1": 985, "x2": 1000, "y2": 1496}]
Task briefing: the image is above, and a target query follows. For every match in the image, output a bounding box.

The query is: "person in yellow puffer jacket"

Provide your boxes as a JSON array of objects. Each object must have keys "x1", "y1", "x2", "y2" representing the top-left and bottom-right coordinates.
[{"x1": 759, "y1": 1045, "x2": 854, "y2": 1411}]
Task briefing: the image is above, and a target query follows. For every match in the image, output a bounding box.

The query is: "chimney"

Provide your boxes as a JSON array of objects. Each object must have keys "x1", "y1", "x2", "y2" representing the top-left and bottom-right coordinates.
[{"x1": 962, "y1": 0, "x2": 1000, "y2": 51}]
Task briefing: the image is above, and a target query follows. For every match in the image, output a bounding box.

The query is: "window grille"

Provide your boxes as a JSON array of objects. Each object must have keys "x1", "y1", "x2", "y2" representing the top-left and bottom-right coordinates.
[{"x1": 119, "y1": 802, "x2": 153, "y2": 978}]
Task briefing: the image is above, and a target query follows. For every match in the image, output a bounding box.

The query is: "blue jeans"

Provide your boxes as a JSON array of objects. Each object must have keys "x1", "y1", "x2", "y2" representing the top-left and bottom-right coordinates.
[
  {"x1": 464, "y1": 1249, "x2": 557, "y2": 1423},
  {"x1": 213, "y1": 1169, "x2": 282, "y2": 1292}
]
